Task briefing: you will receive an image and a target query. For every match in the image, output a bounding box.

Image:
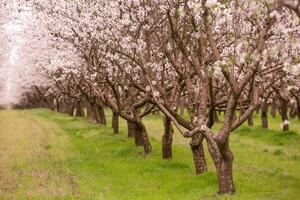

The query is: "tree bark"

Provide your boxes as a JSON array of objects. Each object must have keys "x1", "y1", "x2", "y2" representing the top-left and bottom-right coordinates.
[
  {"x1": 90, "y1": 103, "x2": 106, "y2": 125},
  {"x1": 68, "y1": 103, "x2": 75, "y2": 116},
  {"x1": 217, "y1": 141, "x2": 235, "y2": 194},
  {"x1": 261, "y1": 101, "x2": 268, "y2": 129},
  {"x1": 98, "y1": 105, "x2": 106, "y2": 125},
  {"x1": 112, "y1": 111, "x2": 119, "y2": 134},
  {"x1": 190, "y1": 135, "x2": 207, "y2": 174},
  {"x1": 134, "y1": 122, "x2": 152, "y2": 154},
  {"x1": 90, "y1": 103, "x2": 98, "y2": 122},
  {"x1": 289, "y1": 105, "x2": 297, "y2": 119},
  {"x1": 134, "y1": 123, "x2": 143, "y2": 146},
  {"x1": 290, "y1": 91, "x2": 300, "y2": 120},
  {"x1": 75, "y1": 100, "x2": 84, "y2": 117},
  {"x1": 271, "y1": 102, "x2": 277, "y2": 118},
  {"x1": 247, "y1": 113, "x2": 253, "y2": 127},
  {"x1": 86, "y1": 102, "x2": 92, "y2": 118},
  {"x1": 297, "y1": 103, "x2": 300, "y2": 121},
  {"x1": 162, "y1": 116, "x2": 173, "y2": 159},
  {"x1": 127, "y1": 121, "x2": 135, "y2": 138},
  {"x1": 280, "y1": 99, "x2": 290, "y2": 131}
]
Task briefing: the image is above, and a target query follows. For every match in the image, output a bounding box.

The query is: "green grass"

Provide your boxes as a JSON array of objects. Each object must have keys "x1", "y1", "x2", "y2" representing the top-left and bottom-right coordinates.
[{"x1": 27, "y1": 109, "x2": 300, "y2": 200}]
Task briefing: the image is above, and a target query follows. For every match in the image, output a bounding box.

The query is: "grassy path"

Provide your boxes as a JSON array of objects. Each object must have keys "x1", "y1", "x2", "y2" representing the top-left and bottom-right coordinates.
[
  {"x1": 0, "y1": 110, "x2": 76, "y2": 199},
  {"x1": 0, "y1": 109, "x2": 299, "y2": 199}
]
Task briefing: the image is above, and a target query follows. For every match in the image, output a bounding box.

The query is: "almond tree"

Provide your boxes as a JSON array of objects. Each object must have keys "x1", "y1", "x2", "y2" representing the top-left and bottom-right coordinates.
[{"x1": 3, "y1": 0, "x2": 300, "y2": 196}]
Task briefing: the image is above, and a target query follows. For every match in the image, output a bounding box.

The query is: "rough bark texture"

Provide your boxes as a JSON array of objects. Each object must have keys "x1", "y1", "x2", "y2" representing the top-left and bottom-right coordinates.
[
  {"x1": 75, "y1": 101, "x2": 84, "y2": 117},
  {"x1": 190, "y1": 135, "x2": 207, "y2": 174},
  {"x1": 261, "y1": 102, "x2": 268, "y2": 129},
  {"x1": 68, "y1": 103, "x2": 75, "y2": 116},
  {"x1": 60, "y1": 102, "x2": 71, "y2": 114},
  {"x1": 127, "y1": 121, "x2": 135, "y2": 138},
  {"x1": 98, "y1": 105, "x2": 107, "y2": 125},
  {"x1": 112, "y1": 111, "x2": 119, "y2": 134},
  {"x1": 90, "y1": 103, "x2": 107, "y2": 125},
  {"x1": 162, "y1": 116, "x2": 173, "y2": 159},
  {"x1": 247, "y1": 113, "x2": 253, "y2": 126},
  {"x1": 298, "y1": 105, "x2": 300, "y2": 121},
  {"x1": 90, "y1": 103, "x2": 99, "y2": 122},
  {"x1": 280, "y1": 99, "x2": 290, "y2": 131},
  {"x1": 134, "y1": 123, "x2": 144, "y2": 146},
  {"x1": 290, "y1": 91, "x2": 300, "y2": 120},
  {"x1": 271, "y1": 102, "x2": 277, "y2": 118},
  {"x1": 217, "y1": 141, "x2": 235, "y2": 194},
  {"x1": 289, "y1": 105, "x2": 296, "y2": 119},
  {"x1": 86, "y1": 102, "x2": 91, "y2": 118},
  {"x1": 190, "y1": 143, "x2": 207, "y2": 174},
  {"x1": 134, "y1": 122, "x2": 152, "y2": 154}
]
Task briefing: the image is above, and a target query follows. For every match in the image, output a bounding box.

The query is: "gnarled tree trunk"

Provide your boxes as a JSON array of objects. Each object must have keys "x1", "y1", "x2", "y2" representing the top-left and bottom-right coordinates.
[
  {"x1": 127, "y1": 121, "x2": 135, "y2": 138},
  {"x1": 90, "y1": 103, "x2": 106, "y2": 125},
  {"x1": 217, "y1": 141, "x2": 235, "y2": 194},
  {"x1": 112, "y1": 111, "x2": 119, "y2": 134},
  {"x1": 134, "y1": 123, "x2": 143, "y2": 146},
  {"x1": 297, "y1": 103, "x2": 300, "y2": 120},
  {"x1": 98, "y1": 105, "x2": 106, "y2": 125},
  {"x1": 68, "y1": 102, "x2": 75, "y2": 116},
  {"x1": 86, "y1": 102, "x2": 91, "y2": 118},
  {"x1": 190, "y1": 135, "x2": 207, "y2": 174},
  {"x1": 75, "y1": 100, "x2": 84, "y2": 117},
  {"x1": 261, "y1": 101, "x2": 268, "y2": 129},
  {"x1": 271, "y1": 102, "x2": 277, "y2": 118},
  {"x1": 162, "y1": 116, "x2": 173, "y2": 159},
  {"x1": 247, "y1": 113, "x2": 253, "y2": 127},
  {"x1": 280, "y1": 99, "x2": 289, "y2": 131},
  {"x1": 134, "y1": 122, "x2": 152, "y2": 154}
]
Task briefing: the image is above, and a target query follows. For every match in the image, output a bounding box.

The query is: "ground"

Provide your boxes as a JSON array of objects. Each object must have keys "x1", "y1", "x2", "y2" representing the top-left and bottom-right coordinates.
[{"x1": 0, "y1": 109, "x2": 299, "y2": 200}]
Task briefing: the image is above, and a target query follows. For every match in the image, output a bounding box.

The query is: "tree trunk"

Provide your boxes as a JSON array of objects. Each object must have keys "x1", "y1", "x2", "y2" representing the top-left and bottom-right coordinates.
[
  {"x1": 271, "y1": 102, "x2": 277, "y2": 118},
  {"x1": 217, "y1": 141, "x2": 235, "y2": 194},
  {"x1": 60, "y1": 102, "x2": 69, "y2": 114},
  {"x1": 75, "y1": 101, "x2": 84, "y2": 117},
  {"x1": 68, "y1": 103, "x2": 75, "y2": 116},
  {"x1": 290, "y1": 103, "x2": 298, "y2": 119},
  {"x1": 261, "y1": 102, "x2": 268, "y2": 129},
  {"x1": 98, "y1": 105, "x2": 106, "y2": 125},
  {"x1": 134, "y1": 123, "x2": 143, "y2": 146},
  {"x1": 112, "y1": 111, "x2": 119, "y2": 134},
  {"x1": 134, "y1": 122, "x2": 152, "y2": 154},
  {"x1": 247, "y1": 113, "x2": 253, "y2": 127},
  {"x1": 255, "y1": 106, "x2": 260, "y2": 114},
  {"x1": 90, "y1": 103, "x2": 99, "y2": 122},
  {"x1": 162, "y1": 116, "x2": 173, "y2": 159},
  {"x1": 297, "y1": 103, "x2": 300, "y2": 121},
  {"x1": 190, "y1": 135, "x2": 207, "y2": 174},
  {"x1": 127, "y1": 121, "x2": 135, "y2": 138},
  {"x1": 90, "y1": 103, "x2": 106, "y2": 125},
  {"x1": 86, "y1": 102, "x2": 92, "y2": 118},
  {"x1": 280, "y1": 99, "x2": 289, "y2": 131}
]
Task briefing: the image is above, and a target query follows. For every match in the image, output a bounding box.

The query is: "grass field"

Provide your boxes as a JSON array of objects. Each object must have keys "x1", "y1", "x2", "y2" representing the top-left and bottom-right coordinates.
[{"x1": 0, "y1": 109, "x2": 299, "y2": 199}]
